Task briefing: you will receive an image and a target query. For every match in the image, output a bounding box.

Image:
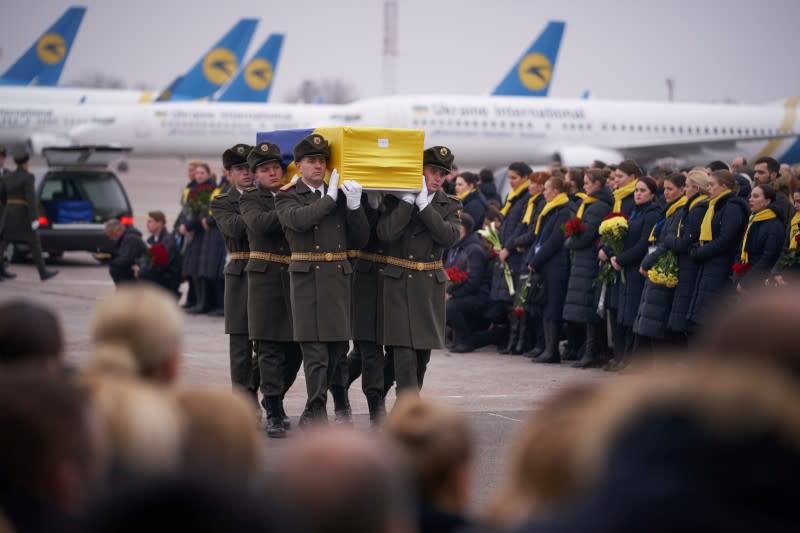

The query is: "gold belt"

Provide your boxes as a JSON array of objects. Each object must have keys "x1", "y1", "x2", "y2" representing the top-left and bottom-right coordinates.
[
  {"x1": 7, "y1": 199, "x2": 28, "y2": 206},
  {"x1": 291, "y1": 252, "x2": 349, "y2": 262},
  {"x1": 228, "y1": 252, "x2": 250, "y2": 260},
  {"x1": 249, "y1": 251, "x2": 291, "y2": 264},
  {"x1": 355, "y1": 250, "x2": 443, "y2": 272}
]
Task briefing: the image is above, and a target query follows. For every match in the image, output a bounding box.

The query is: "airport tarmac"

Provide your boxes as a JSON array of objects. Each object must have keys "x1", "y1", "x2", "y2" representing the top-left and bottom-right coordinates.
[{"x1": 0, "y1": 156, "x2": 613, "y2": 510}]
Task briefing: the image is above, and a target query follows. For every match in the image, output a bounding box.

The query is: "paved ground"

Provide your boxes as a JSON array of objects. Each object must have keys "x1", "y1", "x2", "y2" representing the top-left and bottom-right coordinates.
[{"x1": 1, "y1": 157, "x2": 613, "y2": 511}]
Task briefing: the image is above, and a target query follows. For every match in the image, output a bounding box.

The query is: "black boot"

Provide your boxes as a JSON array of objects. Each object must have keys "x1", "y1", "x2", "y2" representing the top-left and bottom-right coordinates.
[
  {"x1": 279, "y1": 395, "x2": 291, "y2": 430},
  {"x1": 574, "y1": 323, "x2": 600, "y2": 368},
  {"x1": 265, "y1": 396, "x2": 286, "y2": 438},
  {"x1": 366, "y1": 393, "x2": 386, "y2": 427},
  {"x1": 299, "y1": 401, "x2": 328, "y2": 428},
  {"x1": 498, "y1": 312, "x2": 520, "y2": 355},
  {"x1": 330, "y1": 385, "x2": 352, "y2": 426},
  {"x1": 523, "y1": 316, "x2": 544, "y2": 359},
  {"x1": 186, "y1": 279, "x2": 208, "y2": 314},
  {"x1": 513, "y1": 313, "x2": 528, "y2": 355},
  {"x1": 532, "y1": 320, "x2": 561, "y2": 363},
  {"x1": 0, "y1": 261, "x2": 16, "y2": 279}
]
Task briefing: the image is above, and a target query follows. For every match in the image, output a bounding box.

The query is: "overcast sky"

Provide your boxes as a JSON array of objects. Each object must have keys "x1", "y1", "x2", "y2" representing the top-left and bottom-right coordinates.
[{"x1": 1, "y1": 0, "x2": 798, "y2": 104}]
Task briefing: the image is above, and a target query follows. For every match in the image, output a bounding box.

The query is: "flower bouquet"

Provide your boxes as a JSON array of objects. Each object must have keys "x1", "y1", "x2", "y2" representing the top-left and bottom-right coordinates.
[
  {"x1": 731, "y1": 262, "x2": 752, "y2": 280},
  {"x1": 597, "y1": 212, "x2": 629, "y2": 285},
  {"x1": 562, "y1": 217, "x2": 586, "y2": 238},
  {"x1": 647, "y1": 250, "x2": 679, "y2": 288},
  {"x1": 184, "y1": 182, "x2": 216, "y2": 218},
  {"x1": 512, "y1": 274, "x2": 531, "y2": 316},
  {"x1": 445, "y1": 265, "x2": 469, "y2": 285},
  {"x1": 142, "y1": 243, "x2": 170, "y2": 268},
  {"x1": 776, "y1": 234, "x2": 800, "y2": 269},
  {"x1": 478, "y1": 222, "x2": 515, "y2": 296}
]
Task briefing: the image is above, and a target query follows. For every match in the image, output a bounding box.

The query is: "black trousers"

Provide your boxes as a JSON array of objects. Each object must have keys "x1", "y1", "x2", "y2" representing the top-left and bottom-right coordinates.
[
  {"x1": 229, "y1": 334, "x2": 256, "y2": 398},
  {"x1": 254, "y1": 340, "x2": 302, "y2": 398},
  {"x1": 391, "y1": 346, "x2": 431, "y2": 393},
  {"x1": 109, "y1": 265, "x2": 135, "y2": 285},
  {"x1": 446, "y1": 293, "x2": 489, "y2": 346},
  {"x1": 1, "y1": 233, "x2": 48, "y2": 277},
  {"x1": 299, "y1": 341, "x2": 349, "y2": 409}
]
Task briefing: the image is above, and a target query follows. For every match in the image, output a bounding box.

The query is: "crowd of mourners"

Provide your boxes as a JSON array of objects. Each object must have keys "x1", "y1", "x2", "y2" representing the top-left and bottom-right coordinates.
[
  {"x1": 441, "y1": 156, "x2": 800, "y2": 370},
  {"x1": 3, "y1": 283, "x2": 800, "y2": 533}
]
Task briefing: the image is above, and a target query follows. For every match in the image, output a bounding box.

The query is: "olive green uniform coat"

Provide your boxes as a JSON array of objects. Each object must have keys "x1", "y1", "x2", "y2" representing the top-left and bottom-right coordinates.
[
  {"x1": 240, "y1": 186, "x2": 294, "y2": 341},
  {"x1": 376, "y1": 192, "x2": 461, "y2": 349},
  {"x1": 210, "y1": 187, "x2": 250, "y2": 335},
  {"x1": 275, "y1": 180, "x2": 369, "y2": 342}
]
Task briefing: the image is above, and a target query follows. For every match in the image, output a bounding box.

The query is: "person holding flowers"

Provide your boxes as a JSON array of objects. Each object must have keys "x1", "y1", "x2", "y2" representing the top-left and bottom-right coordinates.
[
  {"x1": 181, "y1": 162, "x2": 215, "y2": 313},
  {"x1": 493, "y1": 163, "x2": 532, "y2": 354},
  {"x1": 526, "y1": 177, "x2": 573, "y2": 364},
  {"x1": 687, "y1": 170, "x2": 749, "y2": 330},
  {"x1": 774, "y1": 190, "x2": 800, "y2": 285},
  {"x1": 633, "y1": 174, "x2": 688, "y2": 351},
  {"x1": 608, "y1": 177, "x2": 661, "y2": 364},
  {"x1": 562, "y1": 169, "x2": 613, "y2": 368},
  {"x1": 733, "y1": 184, "x2": 785, "y2": 291},
  {"x1": 665, "y1": 168, "x2": 710, "y2": 343}
]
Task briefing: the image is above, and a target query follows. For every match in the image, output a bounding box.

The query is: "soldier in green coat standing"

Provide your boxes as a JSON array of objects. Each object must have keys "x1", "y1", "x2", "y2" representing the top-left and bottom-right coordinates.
[
  {"x1": 240, "y1": 142, "x2": 303, "y2": 438},
  {"x1": 376, "y1": 147, "x2": 461, "y2": 394},
  {"x1": 210, "y1": 144, "x2": 256, "y2": 408},
  {"x1": 0, "y1": 152, "x2": 57, "y2": 281},
  {"x1": 275, "y1": 134, "x2": 369, "y2": 424}
]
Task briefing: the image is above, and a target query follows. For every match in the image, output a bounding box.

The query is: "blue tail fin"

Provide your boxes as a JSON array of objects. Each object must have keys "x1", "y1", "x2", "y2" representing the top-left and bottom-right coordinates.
[
  {"x1": 491, "y1": 21, "x2": 565, "y2": 97},
  {"x1": 155, "y1": 75, "x2": 184, "y2": 102},
  {"x1": 166, "y1": 18, "x2": 258, "y2": 101},
  {"x1": 0, "y1": 6, "x2": 87, "y2": 86},
  {"x1": 215, "y1": 33, "x2": 284, "y2": 102}
]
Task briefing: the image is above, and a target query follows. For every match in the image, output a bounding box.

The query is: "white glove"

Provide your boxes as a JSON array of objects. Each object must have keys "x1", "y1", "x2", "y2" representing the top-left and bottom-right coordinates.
[
  {"x1": 400, "y1": 191, "x2": 416, "y2": 204},
  {"x1": 415, "y1": 175, "x2": 430, "y2": 210},
  {"x1": 31, "y1": 219, "x2": 40, "y2": 230},
  {"x1": 326, "y1": 169, "x2": 340, "y2": 201},
  {"x1": 366, "y1": 190, "x2": 383, "y2": 209},
  {"x1": 342, "y1": 180, "x2": 363, "y2": 210}
]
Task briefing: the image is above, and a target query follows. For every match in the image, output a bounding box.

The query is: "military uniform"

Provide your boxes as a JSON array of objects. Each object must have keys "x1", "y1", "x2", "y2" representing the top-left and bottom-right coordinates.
[
  {"x1": 240, "y1": 142, "x2": 303, "y2": 436},
  {"x1": 274, "y1": 134, "x2": 369, "y2": 420},
  {"x1": 0, "y1": 155, "x2": 57, "y2": 280},
  {"x1": 210, "y1": 144, "x2": 256, "y2": 403},
  {"x1": 376, "y1": 147, "x2": 461, "y2": 392}
]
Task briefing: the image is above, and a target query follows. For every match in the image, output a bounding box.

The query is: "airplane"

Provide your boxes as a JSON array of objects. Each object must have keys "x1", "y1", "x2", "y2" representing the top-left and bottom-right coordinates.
[
  {"x1": 0, "y1": 6, "x2": 87, "y2": 86},
  {"x1": 160, "y1": 18, "x2": 258, "y2": 101},
  {"x1": 58, "y1": 93, "x2": 800, "y2": 167},
  {"x1": 214, "y1": 33, "x2": 284, "y2": 102},
  {"x1": 492, "y1": 21, "x2": 565, "y2": 97}
]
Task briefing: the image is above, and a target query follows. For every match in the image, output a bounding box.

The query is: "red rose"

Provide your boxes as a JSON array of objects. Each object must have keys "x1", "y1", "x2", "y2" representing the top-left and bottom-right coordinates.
[
  {"x1": 445, "y1": 266, "x2": 469, "y2": 284},
  {"x1": 563, "y1": 217, "x2": 587, "y2": 238},
  {"x1": 731, "y1": 263, "x2": 751, "y2": 275},
  {"x1": 795, "y1": 233, "x2": 800, "y2": 243},
  {"x1": 513, "y1": 306, "x2": 525, "y2": 316},
  {"x1": 149, "y1": 243, "x2": 169, "y2": 266}
]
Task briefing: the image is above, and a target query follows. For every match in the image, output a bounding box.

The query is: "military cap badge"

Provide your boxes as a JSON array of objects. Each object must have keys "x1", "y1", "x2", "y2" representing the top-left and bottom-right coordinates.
[{"x1": 440, "y1": 147, "x2": 449, "y2": 156}]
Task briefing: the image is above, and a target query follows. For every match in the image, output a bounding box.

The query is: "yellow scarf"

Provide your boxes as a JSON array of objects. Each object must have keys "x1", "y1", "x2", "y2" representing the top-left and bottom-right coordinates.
[
  {"x1": 677, "y1": 194, "x2": 708, "y2": 238},
  {"x1": 534, "y1": 193, "x2": 569, "y2": 236},
  {"x1": 500, "y1": 180, "x2": 530, "y2": 217},
  {"x1": 612, "y1": 179, "x2": 637, "y2": 212},
  {"x1": 699, "y1": 189, "x2": 732, "y2": 242},
  {"x1": 740, "y1": 209, "x2": 778, "y2": 263},
  {"x1": 521, "y1": 192, "x2": 542, "y2": 225},
  {"x1": 649, "y1": 195, "x2": 688, "y2": 243},
  {"x1": 789, "y1": 212, "x2": 800, "y2": 250},
  {"x1": 456, "y1": 188, "x2": 473, "y2": 201},
  {"x1": 575, "y1": 192, "x2": 598, "y2": 220}
]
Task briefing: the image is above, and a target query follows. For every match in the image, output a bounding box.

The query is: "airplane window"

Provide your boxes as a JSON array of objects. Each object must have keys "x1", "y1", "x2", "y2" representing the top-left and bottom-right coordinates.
[
  {"x1": 722, "y1": 128, "x2": 727, "y2": 134},
  {"x1": 587, "y1": 124, "x2": 592, "y2": 130},
  {"x1": 500, "y1": 121, "x2": 506, "y2": 128},
  {"x1": 577, "y1": 123, "x2": 583, "y2": 130},
  {"x1": 678, "y1": 126, "x2": 683, "y2": 134},
  {"x1": 713, "y1": 127, "x2": 718, "y2": 134},
  {"x1": 760, "y1": 128, "x2": 765, "y2": 135},
  {"x1": 412, "y1": 120, "x2": 418, "y2": 126},
  {"x1": 621, "y1": 125, "x2": 626, "y2": 131},
  {"x1": 473, "y1": 120, "x2": 478, "y2": 127},
  {"x1": 646, "y1": 125, "x2": 651, "y2": 132},
  {"x1": 637, "y1": 125, "x2": 642, "y2": 132},
  {"x1": 527, "y1": 122, "x2": 532, "y2": 129},
  {"x1": 705, "y1": 127, "x2": 709, "y2": 134},
  {"x1": 602, "y1": 124, "x2": 607, "y2": 131},
  {"x1": 420, "y1": 119, "x2": 426, "y2": 125},
  {"x1": 737, "y1": 128, "x2": 742, "y2": 135},
  {"x1": 745, "y1": 128, "x2": 750, "y2": 135},
  {"x1": 546, "y1": 122, "x2": 551, "y2": 129},
  {"x1": 611, "y1": 124, "x2": 616, "y2": 131},
  {"x1": 670, "y1": 126, "x2": 675, "y2": 133},
  {"x1": 563, "y1": 123, "x2": 567, "y2": 129},
  {"x1": 571, "y1": 123, "x2": 576, "y2": 130}
]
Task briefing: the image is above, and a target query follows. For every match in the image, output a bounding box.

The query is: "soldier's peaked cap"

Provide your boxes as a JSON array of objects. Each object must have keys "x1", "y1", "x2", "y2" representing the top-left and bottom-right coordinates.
[
  {"x1": 222, "y1": 143, "x2": 252, "y2": 170},
  {"x1": 423, "y1": 146, "x2": 455, "y2": 172},
  {"x1": 293, "y1": 134, "x2": 330, "y2": 162},
  {"x1": 247, "y1": 142, "x2": 283, "y2": 172}
]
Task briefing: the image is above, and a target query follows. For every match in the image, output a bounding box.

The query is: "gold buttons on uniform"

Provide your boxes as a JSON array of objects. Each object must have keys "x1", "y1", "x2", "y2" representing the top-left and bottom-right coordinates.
[
  {"x1": 416, "y1": 263, "x2": 425, "y2": 271},
  {"x1": 324, "y1": 252, "x2": 334, "y2": 261}
]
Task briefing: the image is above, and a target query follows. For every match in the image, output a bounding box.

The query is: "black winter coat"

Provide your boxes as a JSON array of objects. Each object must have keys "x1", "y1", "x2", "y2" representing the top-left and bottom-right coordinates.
[
  {"x1": 445, "y1": 232, "x2": 490, "y2": 298},
  {"x1": 460, "y1": 189, "x2": 487, "y2": 231},
  {"x1": 490, "y1": 189, "x2": 530, "y2": 301},
  {"x1": 181, "y1": 212, "x2": 205, "y2": 278},
  {"x1": 664, "y1": 194, "x2": 708, "y2": 334},
  {"x1": 527, "y1": 203, "x2": 573, "y2": 321},
  {"x1": 606, "y1": 192, "x2": 637, "y2": 310},
  {"x1": 633, "y1": 197, "x2": 685, "y2": 339},
  {"x1": 198, "y1": 215, "x2": 227, "y2": 280},
  {"x1": 562, "y1": 187, "x2": 613, "y2": 324},
  {"x1": 109, "y1": 226, "x2": 147, "y2": 271},
  {"x1": 479, "y1": 181, "x2": 499, "y2": 204},
  {"x1": 736, "y1": 206, "x2": 786, "y2": 290},
  {"x1": 687, "y1": 194, "x2": 749, "y2": 325},
  {"x1": 614, "y1": 201, "x2": 661, "y2": 327}
]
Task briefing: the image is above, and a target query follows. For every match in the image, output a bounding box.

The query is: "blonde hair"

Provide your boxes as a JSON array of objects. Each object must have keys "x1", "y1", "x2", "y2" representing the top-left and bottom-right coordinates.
[
  {"x1": 484, "y1": 383, "x2": 601, "y2": 529},
  {"x1": 174, "y1": 387, "x2": 264, "y2": 486},
  {"x1": 384, "y1": 394, "x2": 473, "y2": 502},
  {"x1": 686, "y1": 167, "x2": 710, "y2": 192},
  {"x1": 90, "y1": 285, "x2": 183, "y2": 382}
]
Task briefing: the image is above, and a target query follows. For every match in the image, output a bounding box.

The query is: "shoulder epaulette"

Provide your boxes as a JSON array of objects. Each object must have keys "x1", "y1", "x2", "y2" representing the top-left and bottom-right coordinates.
[
  {"x1": 214, "y1": 192, "x2": 229, "y2": 199},
  {"x1": 447, "y1": 194, "x2": 461, "y2": 202},
  {"x1": 244, "y1": 186, "x2": 258, "y2": 192}
]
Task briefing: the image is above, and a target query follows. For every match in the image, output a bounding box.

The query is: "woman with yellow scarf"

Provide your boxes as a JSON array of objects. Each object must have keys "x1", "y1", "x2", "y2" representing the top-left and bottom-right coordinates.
[
  {"x1": 774, "y1": 190, "x2": 800, "y2": 285},
  {"x1": 527, "y1": 177, "x2": 573, "y2": 364},
  {"x1": 454, "y1": 172, "x2": 488, "y2": 231},
  {"x1": 733, "y1": 184, "x2": 785, "y2": 290},
  {"x1": 687, "y1": 170, "x2": 749, "y2": 330},
  {"x1": 633, "y1": 173, "x2": 689, "y2": 351},
  {"x1": 665, "y1": 168, "x2": 710, "y2": 340}
]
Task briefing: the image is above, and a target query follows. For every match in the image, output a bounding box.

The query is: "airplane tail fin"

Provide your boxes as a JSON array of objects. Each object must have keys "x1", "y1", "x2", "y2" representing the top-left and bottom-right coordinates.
[
  {"x1": 155, "y1": 75, "x2": 183, "y2": 102},
  {"x1": 491, "y1": 20, "x2": 565, "y2": 97},
  {"x1": 0, "y1": 6, "x2": 87, "y2": 86},
  {"x1": 215, "y1": 33, "x2": 284, "y2": 102},
  {"x1": 166, "y1": 18, "x2": 258, "y2": 101}
]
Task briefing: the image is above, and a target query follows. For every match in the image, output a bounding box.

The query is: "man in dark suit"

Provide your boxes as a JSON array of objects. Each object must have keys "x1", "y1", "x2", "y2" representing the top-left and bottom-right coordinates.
[{"x1": 275, "y1": 134, "x2": 369, "y2": 425}]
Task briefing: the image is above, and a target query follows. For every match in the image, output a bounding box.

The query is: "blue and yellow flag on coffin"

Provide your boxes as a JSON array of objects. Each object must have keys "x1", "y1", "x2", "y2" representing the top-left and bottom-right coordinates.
[{"x1": 256, "y1": 127, "x2": 425, "y2": 191}]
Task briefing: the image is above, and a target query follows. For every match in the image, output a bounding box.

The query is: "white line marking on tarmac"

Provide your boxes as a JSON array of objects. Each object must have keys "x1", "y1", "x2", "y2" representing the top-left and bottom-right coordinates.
[{"x1": 487, "y1": 413, "x2": 522, "y2": 422}]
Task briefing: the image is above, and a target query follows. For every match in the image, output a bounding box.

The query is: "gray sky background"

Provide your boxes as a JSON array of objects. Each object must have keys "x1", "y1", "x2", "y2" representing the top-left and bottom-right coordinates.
[{"x1": 1, "y1": 0, "x2": 798, "y2": 104}]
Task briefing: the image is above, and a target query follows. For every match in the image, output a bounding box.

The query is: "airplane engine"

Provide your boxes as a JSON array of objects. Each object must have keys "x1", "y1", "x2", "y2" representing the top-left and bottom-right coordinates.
[{"x1": 554, "y1": 146, "x2": 624, "y2": 167}]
